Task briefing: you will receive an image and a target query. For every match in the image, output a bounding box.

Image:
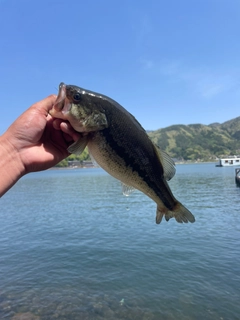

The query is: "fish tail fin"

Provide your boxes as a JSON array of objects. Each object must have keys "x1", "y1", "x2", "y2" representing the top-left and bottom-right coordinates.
[
  {"x1": 156, "y1": 202, "x2": 195, "y2": 224},
  {"x1": 156, "y1": 209, "x2": 164, "y2": 224}
]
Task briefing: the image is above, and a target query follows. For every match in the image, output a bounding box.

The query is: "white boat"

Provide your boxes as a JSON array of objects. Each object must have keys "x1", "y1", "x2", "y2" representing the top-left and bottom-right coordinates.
[{"x1": 216, "y1": 156, "x2": 240, "y2": 167}]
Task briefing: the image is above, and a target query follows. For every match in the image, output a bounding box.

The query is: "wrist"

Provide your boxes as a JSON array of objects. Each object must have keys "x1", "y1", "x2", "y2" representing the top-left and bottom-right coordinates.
[{"x1": 0, "y1": 134, "x2": 26, "y2": 197}]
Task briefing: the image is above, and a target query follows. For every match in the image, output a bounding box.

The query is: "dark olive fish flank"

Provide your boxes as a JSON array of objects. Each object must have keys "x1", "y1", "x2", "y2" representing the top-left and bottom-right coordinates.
[{"x1": 101, "y1": 127, "x2": 176, "y2": 210}]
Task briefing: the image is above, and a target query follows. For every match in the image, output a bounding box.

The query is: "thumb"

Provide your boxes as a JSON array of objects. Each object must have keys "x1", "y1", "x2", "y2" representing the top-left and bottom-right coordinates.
[{"x1": 33, "y1": 94, "x2": 57, "y2": 116}]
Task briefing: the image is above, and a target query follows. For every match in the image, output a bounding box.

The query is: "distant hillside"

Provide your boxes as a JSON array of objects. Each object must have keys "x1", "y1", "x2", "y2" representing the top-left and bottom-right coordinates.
[
  {"x1": 56, "y1": 116, "x2": 240, "y2": 166},
  {"x1": 148, "y1": 116, "x2": 240, "y2": 161}
]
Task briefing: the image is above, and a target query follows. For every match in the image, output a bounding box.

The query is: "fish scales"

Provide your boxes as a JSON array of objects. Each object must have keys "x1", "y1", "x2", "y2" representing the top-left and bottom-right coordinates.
[
  {"x1": 88, "y1": 107, "x2": 176, "y2": 211},
  {"x1": 90, "y1": 132, "x2": 176, "y2": 207},
  {"x1": 49, "y1": 82, "x2": 195, "y2": 225}
]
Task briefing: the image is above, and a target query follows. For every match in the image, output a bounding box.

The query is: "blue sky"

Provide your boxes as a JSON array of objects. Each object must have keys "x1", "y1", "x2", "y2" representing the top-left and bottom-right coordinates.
[{"x1": 1, "y1": 0, "x2": 240, "y2": 134}]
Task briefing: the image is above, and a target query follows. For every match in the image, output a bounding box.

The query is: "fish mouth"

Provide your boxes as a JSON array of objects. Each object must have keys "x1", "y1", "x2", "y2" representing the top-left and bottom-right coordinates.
[
  {"x1": 50, "y1": 82, "x2": 72, "y2": 116},
  {"x1": 53, "y1": 82, "x2": 67, "y2": 111}
]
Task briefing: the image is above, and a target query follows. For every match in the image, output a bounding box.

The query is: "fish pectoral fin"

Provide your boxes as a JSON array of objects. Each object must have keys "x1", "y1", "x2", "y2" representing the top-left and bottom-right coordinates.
[
  {"x1": 121, "y1": 183, "x2": 135, "y2": 196},
  {"x1": 67, "y1": 136, "x2": 88, "y2": 155},
  {"x1": 156, "y1": 202, "x2": 195, "y2": 224},
  {"x1": 154, "y1": 145, "x2": 176, "y2": 181}
]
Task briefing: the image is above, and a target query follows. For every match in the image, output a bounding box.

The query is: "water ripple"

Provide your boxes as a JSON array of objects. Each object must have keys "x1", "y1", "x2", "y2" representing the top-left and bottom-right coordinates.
[{"x1": 1, "y1": 164, "x2": 240, "y2": 319}]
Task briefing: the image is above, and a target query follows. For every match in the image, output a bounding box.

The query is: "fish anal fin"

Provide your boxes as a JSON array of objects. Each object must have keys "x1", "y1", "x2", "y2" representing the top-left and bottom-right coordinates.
[{"x1": 67, "y1": 136, "x2": 88, "y2": 155}]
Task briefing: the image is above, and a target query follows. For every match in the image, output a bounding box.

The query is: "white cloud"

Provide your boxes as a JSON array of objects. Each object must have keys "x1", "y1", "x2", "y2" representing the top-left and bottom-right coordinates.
[
  {"x1": 181, "y1": 68, "x2": 237, "y2": 99},
  {"x1": 139, "y1": 58, "x2": 154, "y2": 70},
  {"x1": 159, "y1": 60, "x2": 182, "y2": 76},
  {"x1": 140, "y1": 59, "x2": 239, "y2": 99}
]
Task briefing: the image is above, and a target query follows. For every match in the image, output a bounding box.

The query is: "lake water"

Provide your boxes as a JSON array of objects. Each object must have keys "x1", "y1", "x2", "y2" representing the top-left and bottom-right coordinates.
[{"x1": 0, "y1": 163, "x2": 240, "y2": 320}]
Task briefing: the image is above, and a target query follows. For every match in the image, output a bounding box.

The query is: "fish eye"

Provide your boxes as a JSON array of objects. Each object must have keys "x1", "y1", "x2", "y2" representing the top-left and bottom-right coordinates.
[{"x1": 73, "y1": 93, "x2": 81, "y2": 101}]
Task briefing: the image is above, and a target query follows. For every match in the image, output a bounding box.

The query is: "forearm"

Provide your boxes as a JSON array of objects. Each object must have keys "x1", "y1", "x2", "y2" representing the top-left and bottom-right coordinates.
[{"x1": 0, "y1": 135, "x2": 25, "y2": 197}]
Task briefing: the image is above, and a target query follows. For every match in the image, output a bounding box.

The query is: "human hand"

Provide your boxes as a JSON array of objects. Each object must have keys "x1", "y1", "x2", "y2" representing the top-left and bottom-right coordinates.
[{"x1": 2, "y1": 95, "x2": 80, "y2": 174}]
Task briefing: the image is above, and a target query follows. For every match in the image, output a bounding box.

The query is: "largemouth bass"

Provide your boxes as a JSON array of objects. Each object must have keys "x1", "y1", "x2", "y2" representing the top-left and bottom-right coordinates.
[{"x1": 49, "y1": 83, "x2": 195, "y2": 224}]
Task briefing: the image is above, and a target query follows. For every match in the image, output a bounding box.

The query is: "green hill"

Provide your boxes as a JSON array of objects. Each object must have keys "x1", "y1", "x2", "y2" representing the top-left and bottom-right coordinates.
[
  {"x1": 148, "y1": 116, "x2": 240, "y2": 161},
  {"x1": 57, "y1": 116, "x2": 240, "y2": 166}
]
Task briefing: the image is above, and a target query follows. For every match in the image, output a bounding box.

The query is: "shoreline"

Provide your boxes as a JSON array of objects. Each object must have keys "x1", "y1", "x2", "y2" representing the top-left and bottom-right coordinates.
[{"x1": 51, "y1": 161, "x2": 217, "y2": 170}]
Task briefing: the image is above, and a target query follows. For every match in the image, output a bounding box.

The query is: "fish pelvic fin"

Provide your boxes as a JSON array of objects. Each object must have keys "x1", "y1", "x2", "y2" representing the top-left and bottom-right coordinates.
[
  {"x1": 156, "y1": 202, "x2": 195, "y2": 224},
  {"x1": 121, "y1": 183, "x2": 135, "y2": 196}
]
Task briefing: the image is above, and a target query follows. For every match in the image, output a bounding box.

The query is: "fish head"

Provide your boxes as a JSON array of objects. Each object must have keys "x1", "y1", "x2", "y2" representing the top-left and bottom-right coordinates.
[{"x1": 49, "y1": 82, "x2": 108, "y2": 132}]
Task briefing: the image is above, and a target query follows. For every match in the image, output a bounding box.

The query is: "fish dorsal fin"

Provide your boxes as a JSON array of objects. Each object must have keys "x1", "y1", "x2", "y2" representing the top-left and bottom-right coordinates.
[
  {"x1": 67, "y1": 136, "x2": 88, "y2": 155},
  {"x1": 154, "y1": 145, "x2": 176, "y2": 181},
  {"x1": 121, "y1": 183, "x2": 135, "y2": 196}
]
